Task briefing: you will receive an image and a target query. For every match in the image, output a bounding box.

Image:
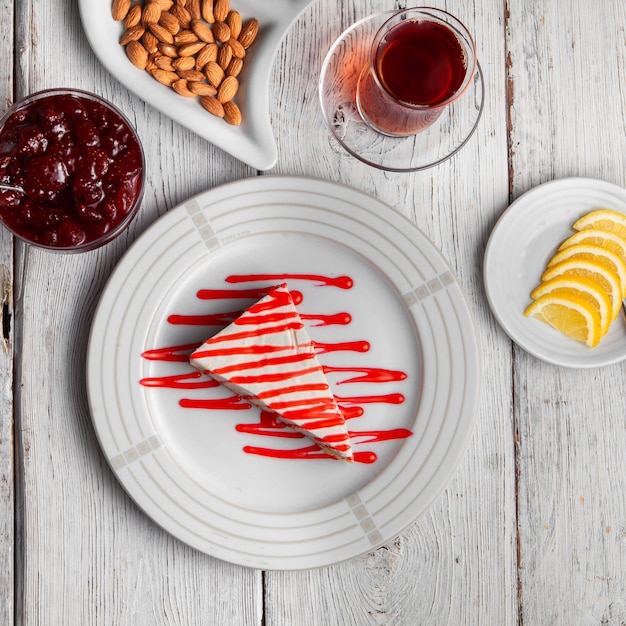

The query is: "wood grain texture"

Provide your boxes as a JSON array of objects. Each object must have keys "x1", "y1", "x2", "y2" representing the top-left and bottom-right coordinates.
[
  {"x1": 4, "y1": 0, "x2": 626, "y2": 623},
  {"x1": 0, "y1": 247, "x2": 13, "y2": 626},
  {"x1": 0, "y1": 210, "x2": 14, "y2": 617},
  {"x1": 507, "y1": 1, "x2": 626, "y2": 623}
]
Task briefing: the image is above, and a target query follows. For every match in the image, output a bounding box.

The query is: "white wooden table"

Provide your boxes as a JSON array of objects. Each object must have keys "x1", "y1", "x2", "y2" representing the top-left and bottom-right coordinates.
[{"x1": 2, "y1": 0, "x2": 626, "y2": 623}]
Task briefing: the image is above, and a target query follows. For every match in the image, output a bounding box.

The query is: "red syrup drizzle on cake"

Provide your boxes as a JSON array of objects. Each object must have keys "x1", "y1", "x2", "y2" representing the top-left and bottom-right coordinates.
[
  {"x1": 168, "y1": 310, "x2": 351, "y2": 327},
  {"x1": 189, "y1": 284, "x2": 354, "y2": 460},
  {"x1": 139, "y1": 274, "x2": 413, "y2": 463},
  {"x1": 225, "y1": 273, "x2": 354, "y2": 289}
]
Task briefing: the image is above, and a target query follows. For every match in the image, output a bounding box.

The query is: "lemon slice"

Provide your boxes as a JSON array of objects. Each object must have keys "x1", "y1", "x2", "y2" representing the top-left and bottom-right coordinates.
[
  {"x1": 530, "y1": 275, "x2": 612, "y2": 335},
  {"x1": 524, "y1": 293, "x2": 602, "y2": 347},
  {"x1": 558, "y1": 228, "x2": 626, "y2": 267},
  {"x1": 541, "y1": 257, "x2": 622, "y2": 319},
  {"x1": 572, "y1": 208, "x2": 626, "y2": 240},
  {"x1": 546, "y1": 243, "x2": 626, "y2": 297}
]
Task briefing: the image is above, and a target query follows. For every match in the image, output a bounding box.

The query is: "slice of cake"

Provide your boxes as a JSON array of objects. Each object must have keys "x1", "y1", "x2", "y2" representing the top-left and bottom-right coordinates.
[{"x1": 189, "y1": 283, "x2": 353, "y2": 462}]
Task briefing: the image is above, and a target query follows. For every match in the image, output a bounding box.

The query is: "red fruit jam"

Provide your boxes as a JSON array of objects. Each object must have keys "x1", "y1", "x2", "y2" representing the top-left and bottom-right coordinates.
[{"x1": 0, "y1": 89, "x2": 144, "y2": 251}]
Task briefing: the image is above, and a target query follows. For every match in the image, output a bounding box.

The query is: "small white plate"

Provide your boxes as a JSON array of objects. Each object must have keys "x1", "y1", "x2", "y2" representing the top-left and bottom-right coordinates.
[
  {"x1": 484, "y1": 177, "x2": 626, "y2": 368},
  {"x1": 87, "y1": 176, "x2": 480, "y2": 569},
  {"x1": 79, "y1": 0, "x2": 316, "y2": 170}
]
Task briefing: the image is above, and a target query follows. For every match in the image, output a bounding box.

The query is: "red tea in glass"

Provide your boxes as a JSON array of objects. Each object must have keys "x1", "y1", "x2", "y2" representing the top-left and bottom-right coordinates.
[{"x1": 356, "y1": 8, "x2": 476, "y2": 136}]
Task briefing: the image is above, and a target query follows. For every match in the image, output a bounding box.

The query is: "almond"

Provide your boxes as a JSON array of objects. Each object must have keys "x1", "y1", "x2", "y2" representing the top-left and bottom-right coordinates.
[
  {"x1": 172, "y1": 55, "x2": 195, "y2": 71},
  {"x1": 151, "y1": 68, "x2": 180, "y2": 86},
  {"x1": 174, "y1": 29, "x2": 198, "y2": 45},
  {"x1": 186, "y1": 0, "x2": 201, "y2": 20},
  {"x1": 170, "y1": 4, "x2": 192, "y2": 28},
  {"x1": 154, "y1": 0, "x2": 174, "y2": 10},
  {"x1": 145, "y1": 54, "x2": 158, "y2": 71},
  {"x1": 149, "y1": 22, "x2": 174, "y2": 44},
  {"x1": 189, "y1": 81, "x2": 217, "y2": 96},
  {"x1": 217, "y1": 75, "x2": 238, "y2": 102},
  {"x1": 204, "y1": 61, "x2": 225, "y2": 87},
  {"x1": 227, "y1": 37, "x2": 245, "y2": 59},
  {"x1": 195, "y1": 42, "x2": 218, "y2": 69},
  {"x1": 159, "y1": 11, "x2": 181, "y2": 34},
  {"x1": 226, "y1": 10, "x2": 242, "y2": 38},
  {"x1": 178, "y1": 41, "x2": 206, "y2": 56},
  {"x1": 225, "y1": 56, "x2": 243, "y2": 77},
  {"x1": 191, "y1": 18, "x2": 215, "y2": 43},
  {"x1": 200, "y1": 96, "x2": 225, "y2": 118},
  {"x1": 238, "y1": 18, "x2": 258, "y2": 48},
  {"x1": 217, "y1": 41, "x2": 233, "y2": 70},
  {"x1": 172, "y1": 79, "x2": 196, "y2": 97},
  {"x1": 123, "y1": 4, "x2": 143, "y2": 28},
  {"x1": 112, "y1": 0, "x2": 131, "y2": 21},
  {"x1": 177, "y1": 69, "x2": 205, "y2": 81},
  {"x1": 120, "y1": 24, "x2": 145, "y2": 46},
  {"x1": 212, "y1": 21, "x2": 230, "y2": 43},
  {"x1": 201, "y1": 0, "x2": 215, "y2": 23},
  {"x1": 142, "y1": 30, "x2": 160, "y2": 53},
  {"x1": 141, "y1": 1, "x2": 162, "y2": 25},
  {"x1": 213, "y1": 0, "x2": 229, "y2": 22},
  {"x1": 222, "y1": 100, "x2": 241, "y2": 125},
  {"x1": 154, "y1": 55, "x2": 176, "y2": 70},
  {"x1": 126, "y1": 40, "x2": 149, "y2": 68},
  {"x1": 157, "y1": 42, "x2": 179, "y2": 57}
]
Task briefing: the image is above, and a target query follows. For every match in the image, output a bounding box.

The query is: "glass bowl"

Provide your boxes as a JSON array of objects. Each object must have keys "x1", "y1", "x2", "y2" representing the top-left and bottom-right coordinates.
[{"x1": 0, "y1": 88, "x2": 145, "y2": 252}]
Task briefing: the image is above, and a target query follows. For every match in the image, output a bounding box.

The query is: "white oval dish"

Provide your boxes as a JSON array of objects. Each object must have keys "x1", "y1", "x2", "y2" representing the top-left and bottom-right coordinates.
[
  {"x1": 484, "y1": 177, "x2": 626, "y2": 368},
  {"x1": 79, "y1": 0, "x2": 316, "y2": 170},
  {"x1": 87, "y1": 176, "x2": 480, "y2": 569}
]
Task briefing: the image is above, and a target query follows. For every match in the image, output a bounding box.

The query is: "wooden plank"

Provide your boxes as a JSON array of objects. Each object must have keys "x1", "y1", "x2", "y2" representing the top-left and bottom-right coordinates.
[
  {"x1": 0, "y1": 0, "x2": 14, "y2": 621},
  {"x1": 507, "y1": 1, "x2": 626, "y2": 623},
  {"x1": 0, "y1": 195, "x2": 15, "y2": 621},
  {"x1": 264, "y1": 0, "x2": 517, "y2": 623},
  {"x1": 12, "y1": 0, "x2": 262, "y2": 624}
]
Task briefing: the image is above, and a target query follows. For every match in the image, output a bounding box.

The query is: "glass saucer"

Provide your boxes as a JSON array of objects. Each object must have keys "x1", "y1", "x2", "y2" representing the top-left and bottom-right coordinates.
[{"x1": 319, "y1": 12, "x2": 485, "y2": 172}]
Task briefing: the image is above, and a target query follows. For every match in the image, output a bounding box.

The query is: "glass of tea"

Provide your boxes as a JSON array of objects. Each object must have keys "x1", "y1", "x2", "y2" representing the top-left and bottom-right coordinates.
[{"x1": 356, "y1": 8, "x2": 477, "y2": 137}]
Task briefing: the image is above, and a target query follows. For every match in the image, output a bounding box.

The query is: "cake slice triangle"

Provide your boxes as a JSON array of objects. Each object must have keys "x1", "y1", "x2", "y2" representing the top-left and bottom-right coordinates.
[{"x1": 189, "y1": 283, "x2": 353, "y2": 461}]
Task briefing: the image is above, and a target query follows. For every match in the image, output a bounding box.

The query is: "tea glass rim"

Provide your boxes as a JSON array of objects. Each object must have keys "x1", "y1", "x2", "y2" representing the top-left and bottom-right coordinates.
[{"x1": 368, "y1": 6, "x2": 477, "y2": 112}]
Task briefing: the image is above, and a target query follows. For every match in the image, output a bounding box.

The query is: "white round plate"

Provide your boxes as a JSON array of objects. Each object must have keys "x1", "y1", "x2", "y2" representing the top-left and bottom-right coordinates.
[
  {"x1": 79, "y1": 0, "x2": 316, "y2": 170},
  {"x1": 87, "y1": 176, "x2": 480, "y2": 569},
  {"x1": 484, "y1": 177, "x2": 626, "y2": 368}
]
